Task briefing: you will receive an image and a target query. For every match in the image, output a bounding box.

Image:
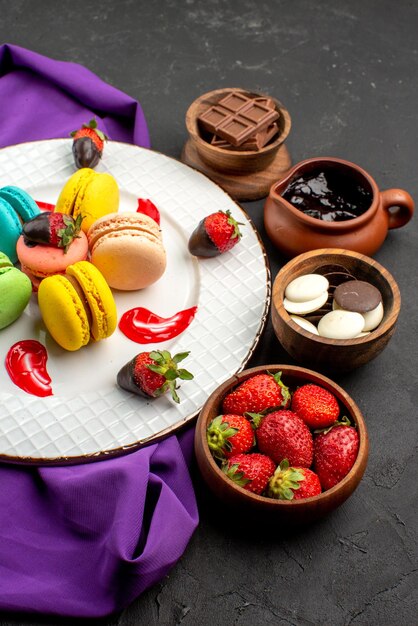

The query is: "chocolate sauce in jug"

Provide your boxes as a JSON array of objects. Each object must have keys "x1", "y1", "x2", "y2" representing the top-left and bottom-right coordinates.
[{"x1": 282, "y1": 169, "x2": 372, "y2": 221}]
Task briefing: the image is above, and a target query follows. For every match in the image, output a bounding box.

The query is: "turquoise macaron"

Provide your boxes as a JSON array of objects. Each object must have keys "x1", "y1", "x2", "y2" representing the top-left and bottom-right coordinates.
[{"x1": 0, "y1": 186, "x2": 40, "y2": 263}]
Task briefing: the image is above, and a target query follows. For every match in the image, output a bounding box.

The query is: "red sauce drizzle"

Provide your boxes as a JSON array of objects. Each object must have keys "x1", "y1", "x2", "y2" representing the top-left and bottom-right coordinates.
[
  {"x1": 5, "y1": 340, "x2": 53, "y2": 397},
  {"x1": 137, "y1": 198, "x2": 160, "y2": 225},
  {"x1": 119, "y1": 306, "x2": 198, "y2": 343},
  {"x1": 36, "y1": 200, "x2": 56, "y2": 212}
]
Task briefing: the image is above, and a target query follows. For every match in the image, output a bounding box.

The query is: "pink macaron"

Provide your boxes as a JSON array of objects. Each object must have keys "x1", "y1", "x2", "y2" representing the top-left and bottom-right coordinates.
[
  {"x1": 87, "y1": 212, "x2": 167, "y2": 290},
  {"x1": 16, "y1": 232, "x2": 89, "y2": 290}
]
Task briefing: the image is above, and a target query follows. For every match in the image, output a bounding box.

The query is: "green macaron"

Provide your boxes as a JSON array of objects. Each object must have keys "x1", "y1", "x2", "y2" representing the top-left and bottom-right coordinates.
[
  {"x1": 0, "y1": 254, "x2": 32, "y2": 329},
  {"x1": 0, "y1": 251, "x2": 13, "y2": 268}
]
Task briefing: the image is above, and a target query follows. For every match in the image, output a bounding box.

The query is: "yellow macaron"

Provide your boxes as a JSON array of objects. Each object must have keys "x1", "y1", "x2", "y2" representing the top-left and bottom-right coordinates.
[
  {"x1": 55, "y1": 168, "x2": 119, "y2": 233},
  {"x1": 38, "y1": 260, "x2": 117, "y2": 351}
]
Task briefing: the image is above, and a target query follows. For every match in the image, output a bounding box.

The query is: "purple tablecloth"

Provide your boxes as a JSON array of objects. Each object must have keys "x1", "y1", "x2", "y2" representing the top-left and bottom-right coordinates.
[{"x1": 0, "y1": 43, "x2": 198, "y2": 619}]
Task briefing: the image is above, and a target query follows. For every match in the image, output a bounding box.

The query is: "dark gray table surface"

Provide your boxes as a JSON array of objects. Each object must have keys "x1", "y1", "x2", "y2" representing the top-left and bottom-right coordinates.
[{"x1": 0, "y1": 1, "x2": 417, "y2": 625}]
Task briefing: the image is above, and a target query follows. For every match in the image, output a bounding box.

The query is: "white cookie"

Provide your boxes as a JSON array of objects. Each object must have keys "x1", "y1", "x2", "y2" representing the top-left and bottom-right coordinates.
[
  {"x1": 290, "y1": 315, "x2": 320, "y2": 335},
  {"x1": 283, "y1": 290, "x2": 328, "y2": 315},
  {"x1": 285, "y1": 273, "x2": 329, "y2": 303},
  {"x1": 318, "y1": 309, "x2": 365, "y2": 339}
]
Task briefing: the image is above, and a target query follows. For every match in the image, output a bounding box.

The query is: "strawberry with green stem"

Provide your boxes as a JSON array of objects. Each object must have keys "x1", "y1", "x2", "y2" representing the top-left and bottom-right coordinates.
[
  {"x1": 23, "y1": 212, "x2": 83, "y2": 253},
  {"x1": 313, "y1": 416, "x2": 359, "y2": 490},
  {"x1": 71, "y1": 118, "x2": 108, "y2": 169},
  {"x1": 266, "y1": 459, "x2": 322, "y2": 500},
  {"x1": 206, "y1": 414, "x2": 254, "y2": 460},
  {"x1": 223, "y1": 452, "x2": 276, "y2": 495},
  {"x1": 188, "y1": 210, "x2": 243, "y2": 257},
  {"x1": 222, "y1": 371, "x2": 291, "y2": 416},
  {"x1": 117, "y1": 350, "x2": 193, "y2": 403}
]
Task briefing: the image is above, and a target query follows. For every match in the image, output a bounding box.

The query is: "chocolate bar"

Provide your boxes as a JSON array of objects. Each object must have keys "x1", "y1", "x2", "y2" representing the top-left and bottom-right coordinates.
[
  {"x1": 218, "y1": 91, "x2": 252, "y2": 112},
  {"x1": 210, "y1": 122, "x2": 279, "y2": 151},
  {"x1": 198, "y1": 92, "x2": 279, "y2": 147},
  {"x1": 254, "y1": 96, "x2": 276, "y2": 109}
]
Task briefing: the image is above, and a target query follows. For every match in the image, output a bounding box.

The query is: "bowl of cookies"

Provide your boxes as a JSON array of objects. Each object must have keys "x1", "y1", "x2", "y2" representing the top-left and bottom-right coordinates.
[
  {"x1": 271, "y1": 248, "x2": 400, "y2": 372},
  {"x1": 194, "y1": 364, "x2": 368, "y2": 524}
]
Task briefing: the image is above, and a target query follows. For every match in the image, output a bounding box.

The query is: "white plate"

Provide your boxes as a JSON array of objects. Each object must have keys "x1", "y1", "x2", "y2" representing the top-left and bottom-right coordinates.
[{"x1": 0, "y1": 139, "x2": 270, "y2": 464}]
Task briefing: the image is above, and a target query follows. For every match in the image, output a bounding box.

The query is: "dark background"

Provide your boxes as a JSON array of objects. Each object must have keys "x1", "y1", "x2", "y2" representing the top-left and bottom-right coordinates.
[{"x1": 0, "y1": 1, "x2": 417, "y2": 624}]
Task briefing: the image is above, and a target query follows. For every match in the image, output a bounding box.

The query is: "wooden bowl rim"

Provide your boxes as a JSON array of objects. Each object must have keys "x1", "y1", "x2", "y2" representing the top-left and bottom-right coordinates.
[
  {"x1": 195, "y1": 364, "x2": 369, "y2": 509},
  {"x1": 185, "y1": 87, "x2": 292, "y2": 156},
  {"x1": 272, "y1": 248, "x2": 401, "y2": 345}
]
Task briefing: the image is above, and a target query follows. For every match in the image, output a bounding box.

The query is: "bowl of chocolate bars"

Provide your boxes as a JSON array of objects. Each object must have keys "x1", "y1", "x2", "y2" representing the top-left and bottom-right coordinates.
[{"x1": 185, "y1": 87, "x2": 291, "y2": 174}]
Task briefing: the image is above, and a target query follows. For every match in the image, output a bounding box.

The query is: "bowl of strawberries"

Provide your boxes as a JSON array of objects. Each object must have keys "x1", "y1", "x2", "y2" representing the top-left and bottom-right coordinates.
[{"x1": 194, "y1": 364, "x2": 368, "y2": 524}]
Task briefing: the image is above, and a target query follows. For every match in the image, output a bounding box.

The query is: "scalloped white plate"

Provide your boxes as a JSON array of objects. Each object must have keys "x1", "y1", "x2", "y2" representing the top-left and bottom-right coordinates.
[{"x1": 0, "y1": 139, "x2": 270, "y2": 464}]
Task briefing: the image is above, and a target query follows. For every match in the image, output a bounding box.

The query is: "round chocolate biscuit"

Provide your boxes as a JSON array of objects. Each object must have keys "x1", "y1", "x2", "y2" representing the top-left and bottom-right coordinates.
[{"x1": 334, "y1": 279, "x2": 382, "y2": 313}]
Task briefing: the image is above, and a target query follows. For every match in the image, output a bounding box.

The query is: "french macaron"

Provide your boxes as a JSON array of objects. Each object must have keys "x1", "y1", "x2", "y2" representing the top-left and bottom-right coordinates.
[
  {"x1": 0, "y1": 186, "x2": 41, "y2": 263},
  {"x1": 37, "y1": 260, "x2": 117, "y2": 351},
  {"x1": 16, "y1": 212, "x2": 88, "y2": 291},
  {"x1": 0, "y1": 251, "x2": 12, "y2": 268},
  {"x1": 87, "y1": 212, "x2": 167, "y2": 291},
  {"x1": 0, "y1": 252, "x2": 32, "y2": 330},
  {"x1": 54, "y1": 168, "x2": 119, "y2": 233}
]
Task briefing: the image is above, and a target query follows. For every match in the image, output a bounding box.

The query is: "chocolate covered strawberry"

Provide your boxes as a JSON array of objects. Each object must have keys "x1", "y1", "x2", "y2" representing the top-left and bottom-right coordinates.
[
  {"x1": 188, "y1": 210, "x2": 243, "y2": 257},
  {"x1": 22, "y1": 212, "x2": 83, "y2": 253},
  {"x1": 256, "y1": 409, "x2": 314, "y2": 467},
  {"x1": 71, "y1": 118, "x2": 108, "y2": 169},
  {"x1": 313, "y1": 418, "x2": 359, "y2": 490},
  {"x1": 266, "y1": 459, "x2": 321, "y2": 500},
  {"x1": 291, "y1": 383, "x2": 340, "y2": 429},
  {"x1": 207, "y1": 414, "x2": 254, "y2": 460},
  {"x1": 222, "y1": 371, "x2": 291, "y2": 416},
  {"x1": 224, "y1": 452, "x2": 276, "y2": 495},
  {"x1": 117, "y1": 350, "x2": 193, "y2": 403}
]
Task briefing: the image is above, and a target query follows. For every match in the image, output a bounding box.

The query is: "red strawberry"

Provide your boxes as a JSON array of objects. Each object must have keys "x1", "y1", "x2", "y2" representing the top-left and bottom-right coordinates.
[
  {"x1": 291, "y1": 383, "x2": 340, "y2": 429},
  {"x1": 256, "y1": 410, "x2": 314, "y2": 467},
  {"x1": 313, "y1": 420, "x2": 359, "y2": 490},
  {"x1": 22, "y1": 211, "x2": 83, "y2": 252},
  {"x1": 70, "y1": 118, "x2": 108, "y2": 169},
  {"x1": 266, "y1": 459, "x2": 321, "y2": 500},
  {"x1": 188, "y1": 210, "x2": 243, "y2": 257},
  {"x1": 116, "y1": 350, "x2": 193, "y2": 403},
  {"x1": 206, "y1": 414, "x2": 254, "y2": 460},
  {"x1": 224, "y1": 453, "x2": 276, "y2": 495},
  {"x1": 222, "y1": 371, "x2": 291, "y2": 415}
]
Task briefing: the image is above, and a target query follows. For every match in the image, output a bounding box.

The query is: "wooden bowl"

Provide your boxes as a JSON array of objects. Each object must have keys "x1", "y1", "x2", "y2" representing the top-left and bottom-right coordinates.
[
  {"x1": 194, "y1": 364, "x2": 368, "y2": 525},
  {"x1": 271, "y1": 248, "x2": 401, "y2": 372},
  {"x1": 184, "y1": 87, "x2": 291, "y2": 175}
]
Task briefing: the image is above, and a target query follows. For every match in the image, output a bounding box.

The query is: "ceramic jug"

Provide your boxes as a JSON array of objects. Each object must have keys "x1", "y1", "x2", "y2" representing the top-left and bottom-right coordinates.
[{"x1": 264, "y1": 157, "x2": 414, "y2": 258}]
